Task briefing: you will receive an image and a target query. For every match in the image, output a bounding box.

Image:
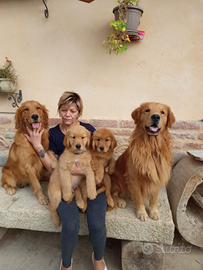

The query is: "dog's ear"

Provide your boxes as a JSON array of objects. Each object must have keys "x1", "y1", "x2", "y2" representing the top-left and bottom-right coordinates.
[
  {"x1": 15, "y1": 107, "x2": 23, "y2": 129},
  {"x1": 131, "y1": 106, "x2": 141, "y2": 124},
  {"x1": 63, "y1": 131, "x2": 70, "y2": 148},
  {"x1": 167, "y1": 106, "x2": 175, "y2": 128},
  {"x1": 110, "y1": 134, "x2": 117, "y2": 151},
  {"x1": 86, "y1": 130, "x2": 91, "y2": 149},
  {"x1": 41, "y1": 104, "x2": 49, "y2": 129},
  {"x1": 91, "y1": 131, "x2": 96, "y2": 150},
  {"x1": 91, "y1": 137, "x2": 96, "y2": 151}
]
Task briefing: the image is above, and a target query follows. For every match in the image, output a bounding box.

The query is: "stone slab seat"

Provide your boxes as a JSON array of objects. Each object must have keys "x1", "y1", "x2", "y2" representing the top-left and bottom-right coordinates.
[{"x1": 0, "y1": 168, "x2": 174, "y2": 270}]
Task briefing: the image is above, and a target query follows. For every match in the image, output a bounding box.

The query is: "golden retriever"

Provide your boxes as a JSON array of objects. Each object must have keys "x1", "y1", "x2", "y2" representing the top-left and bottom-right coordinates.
[
  {"x1": 75, "y1": 128, "x2": 117, "y2": 211},
  {"x1": 1, "y1": 100, "x2": 57, "y2": 205},
  {"x1": 48, "y1": 125, "x2": 97, "y2": 227},
  {"x1": 111, "y1": 102, "x2": 175, "y2": 221}
]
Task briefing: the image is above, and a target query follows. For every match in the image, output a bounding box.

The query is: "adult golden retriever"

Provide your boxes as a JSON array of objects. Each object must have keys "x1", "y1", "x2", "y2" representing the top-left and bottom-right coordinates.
[
  {"x1": 48, "y1": 125, "x2": 97, "y2": 227},
  {"x1": 111, "y1": 102, "x2": 175, "y2": 221},
  {"x1": 1, "y1": 100, "x2": 56, "y2": 204},
  {"x1": 75, "y1": 128, "x2": 117, "y2": 211}
]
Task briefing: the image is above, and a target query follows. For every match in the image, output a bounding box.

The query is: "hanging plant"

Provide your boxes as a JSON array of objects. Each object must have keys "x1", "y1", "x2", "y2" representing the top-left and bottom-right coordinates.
[
  {"x1": 0, "y1": 58, "x2": 18, "y2": 93},
  {"x1": 103, "y1": 0, "x2": 143, "y2": 55}
]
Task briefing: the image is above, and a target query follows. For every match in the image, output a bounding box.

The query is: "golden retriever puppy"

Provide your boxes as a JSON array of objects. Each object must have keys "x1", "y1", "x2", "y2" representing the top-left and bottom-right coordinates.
[
  {"x1": 111, "y1": 102, "x2": 175, "y2": 221},
  {"x1": 48, "y1": 125, "x2": 97, "y2": 227},
  {"x1": 75, "y1": 128, "x2": 117, "y2": 211},
  {"x1": 1, "y1": 100, "x2": 57, "y2": 205},
  {"x1": 91, "y1": 128, "x2": 117, "y2": 183}
]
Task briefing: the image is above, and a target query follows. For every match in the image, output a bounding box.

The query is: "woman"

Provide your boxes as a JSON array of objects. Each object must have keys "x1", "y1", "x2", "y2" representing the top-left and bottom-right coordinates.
[{"x1": 25, "y1": 91, "x2": 108, "y2": 270}]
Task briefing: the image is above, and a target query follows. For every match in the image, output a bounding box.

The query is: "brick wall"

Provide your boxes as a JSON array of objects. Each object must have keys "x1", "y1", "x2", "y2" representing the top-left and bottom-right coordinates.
[{"x1": 1, "y1": 116, "x2": 203, "y2": 157}]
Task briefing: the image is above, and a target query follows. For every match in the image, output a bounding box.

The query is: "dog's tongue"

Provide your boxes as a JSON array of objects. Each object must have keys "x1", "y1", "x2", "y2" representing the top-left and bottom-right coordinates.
[
  {"x1": 150, "y1": 126, "x2": 158, "y2": 132},
  {"x1": 32, "y1": 123, "x2": 40, "y2": 129}
]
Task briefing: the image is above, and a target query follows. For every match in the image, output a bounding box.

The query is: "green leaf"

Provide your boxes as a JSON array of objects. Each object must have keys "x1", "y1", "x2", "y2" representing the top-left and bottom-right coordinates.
[
  {"x1": 123, "y1": 44, "x2": 127, "y2": 51},
  {"x1": 118, "y1": 47, "x2": 123, "y2": 54}
]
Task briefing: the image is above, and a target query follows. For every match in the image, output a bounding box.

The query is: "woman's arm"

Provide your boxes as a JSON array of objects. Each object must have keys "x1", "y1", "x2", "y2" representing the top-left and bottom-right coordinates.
[{"x1": 24, "y1": 124, "x2": 55, "y2": 173}]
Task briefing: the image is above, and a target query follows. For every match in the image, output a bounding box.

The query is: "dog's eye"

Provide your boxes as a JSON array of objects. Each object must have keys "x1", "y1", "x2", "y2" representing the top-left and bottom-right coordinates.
[
  {"x1": 97, "y1": 139, "x2": 100, "y2": 141},
  {"x1": 72, "y1": 136, "x2": 75, "y2": 139},
  {"x1": 37, "y1": 107, "x2": 40, "y2": 110},
  {"x1": 145, "y1": 109, "x2": 150, "y2": 112},
  {"x1": 82, "y1": 137, "x2": 84, "y2": 139},
  {"x1": 161, "y1": 111, "x2": 165, "y2": 114},
  {"x1": 106, "y1": 139, "x2": 109, "y2": 142},
  {"x1": 24, "y1": 108, "x2": 29, "y2": 111}
]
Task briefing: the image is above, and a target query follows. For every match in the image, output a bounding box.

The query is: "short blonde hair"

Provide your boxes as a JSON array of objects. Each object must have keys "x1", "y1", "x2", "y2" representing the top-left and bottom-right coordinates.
[{"x1": 58, "y1": 91, "x2": 83, "y2": 115}]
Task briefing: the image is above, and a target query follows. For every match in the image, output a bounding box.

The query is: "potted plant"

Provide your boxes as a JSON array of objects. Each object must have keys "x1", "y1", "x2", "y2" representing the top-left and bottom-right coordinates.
[
  {"x1": 103, "y1": 0, "x2": 143, "y2": 55},
  {"x1": 0, "y1": 58, "x2": 18, "y2": 93}
]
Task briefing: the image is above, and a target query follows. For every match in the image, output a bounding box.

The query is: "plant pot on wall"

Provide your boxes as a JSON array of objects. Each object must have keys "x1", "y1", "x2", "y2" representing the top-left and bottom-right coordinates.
[
  {"x1": 79, "y1": 0, "x2": 95, "y2": 3},
  {"x1": 0, "y1": 78, "x2": 17, "y2": 93},
  {"x1": 113, "y1": 5, "x2": 143, "y2": 38}
]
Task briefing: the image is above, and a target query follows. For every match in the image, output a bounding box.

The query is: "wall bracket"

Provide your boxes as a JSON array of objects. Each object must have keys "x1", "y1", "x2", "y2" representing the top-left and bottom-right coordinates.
[
  {"x1": 0, "y1": 90, "x2": 23, "y2": 110},
  {"x1": 42, "y1": 0, "x2": 49, "y2": 18}
]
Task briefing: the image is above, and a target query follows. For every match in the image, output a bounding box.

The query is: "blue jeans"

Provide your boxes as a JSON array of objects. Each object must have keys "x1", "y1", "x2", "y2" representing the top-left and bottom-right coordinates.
[{"x1": 58, "y1": 191, "x2": 107, "y2": 268}]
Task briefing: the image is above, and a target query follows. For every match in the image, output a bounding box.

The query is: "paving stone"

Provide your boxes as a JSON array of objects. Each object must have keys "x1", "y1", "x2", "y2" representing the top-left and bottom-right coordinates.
[{"x1": 122, "y1": 241, "x2": 164, "y2": 270}]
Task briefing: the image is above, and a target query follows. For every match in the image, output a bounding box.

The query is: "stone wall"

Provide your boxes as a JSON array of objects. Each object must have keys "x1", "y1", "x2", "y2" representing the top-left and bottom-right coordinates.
[{"x1": 0, "y1": 116, "x2": 203, "y2": 164}]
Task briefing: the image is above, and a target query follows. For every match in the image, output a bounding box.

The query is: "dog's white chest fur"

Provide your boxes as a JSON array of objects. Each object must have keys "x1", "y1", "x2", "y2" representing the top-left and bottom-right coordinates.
[{"x1": 71, "y1": 175, "x2": 82, "y2": 192}]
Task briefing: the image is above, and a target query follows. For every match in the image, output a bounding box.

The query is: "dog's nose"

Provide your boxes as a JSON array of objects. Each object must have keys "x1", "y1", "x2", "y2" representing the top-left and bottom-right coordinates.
[
  {"x1": 76, "y1": 144, "x2": 81, "y2": 149},
  {"x1": 31, "y1": 114, "x2": 39, "y2": 121},
  {"x1": 151, "y1": 114, "x2": 160, "y2": 122},
  {"x1": 100, "y1": 146, "x2": 104, "y2": 151}
]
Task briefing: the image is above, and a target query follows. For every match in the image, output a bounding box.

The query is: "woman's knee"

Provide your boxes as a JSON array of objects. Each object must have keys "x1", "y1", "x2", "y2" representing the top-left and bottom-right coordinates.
[
  {"x1": 58, "y1": 199, "x2": 80, "y2": 236},
  {"x1": 88, "y1": 219, "x2": 106, "y2": 236},
  {"x1": 61, "y1": 217, "x2": 80, "y2": 236}
]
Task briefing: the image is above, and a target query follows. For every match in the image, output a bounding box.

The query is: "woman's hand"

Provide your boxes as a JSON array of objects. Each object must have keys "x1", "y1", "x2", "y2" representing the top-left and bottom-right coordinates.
[
  {"x1": 71, "y1": 161, "x2": 84, "y2": 176},
  {"x1": 24, "y1": 123, "x2": 44, "y2": 151}
]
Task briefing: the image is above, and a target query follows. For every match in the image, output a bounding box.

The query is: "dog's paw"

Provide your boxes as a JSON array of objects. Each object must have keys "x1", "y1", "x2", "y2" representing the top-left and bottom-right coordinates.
[
  {"x1": 87, "y1": 189, "x2": 97, "y2": 200},
  {"x1": 52, "y1": 215, "x2": 61, "y2": 227},
  {"x1": 62, "y1": 192, "x2": 73, "y2": 202},
  {"x1": 82, "y1": 200, "x2": 88, "y2": 212},
  {"x1": 51, "y1": 159, "x2": 58, "y2": 170},
  {"x1": 117, "y1": 198, "x2": 126, "y2": 208},
  {"x1": 95, "y1": 174, "x2": 103, "y2": 184},
  {"x1": 38, "y1": 195, "x2": 49, "y2": 205},
  {"x1": 67, "y1": 194, "x2": 75, "y2": 204},
  {"x1": 136, "y1": 210, "x2": 148, "y2": 221},
  {"x1": 76, "y1": 199, "x2": 85, "y2": 210},
  {"x1": 47, "y1": 150, "x2": 58, "y2": 169},
  {"x1": 6, "y1": 187, "x2": 16, "y2": 195},
  {"x1": 107, "y1": 196, "x2": 114, "y2": 207},
  {"x1": 108, "y1": 167, "x2": 115, "y2": 175},
  {"x1": 149, "y1": 209, "x2": 160, "y2": 220}
]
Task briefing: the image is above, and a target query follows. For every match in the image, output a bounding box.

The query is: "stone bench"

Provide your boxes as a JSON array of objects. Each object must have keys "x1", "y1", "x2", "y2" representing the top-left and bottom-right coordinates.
[{"x1": 0, "y1": 168, "x2": 174, "y2": 270}]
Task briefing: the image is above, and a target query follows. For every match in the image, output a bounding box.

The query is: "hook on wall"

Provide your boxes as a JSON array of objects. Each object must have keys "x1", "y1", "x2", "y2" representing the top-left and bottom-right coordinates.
[{"x1": 42, "y1": 0, "x2": 49, "y2": 18}]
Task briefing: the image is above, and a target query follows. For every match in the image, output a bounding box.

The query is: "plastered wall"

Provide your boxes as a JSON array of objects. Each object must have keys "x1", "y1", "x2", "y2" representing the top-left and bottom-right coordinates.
[{"x1": 0, "y1": 0, "x2": 203, "y2": 121}]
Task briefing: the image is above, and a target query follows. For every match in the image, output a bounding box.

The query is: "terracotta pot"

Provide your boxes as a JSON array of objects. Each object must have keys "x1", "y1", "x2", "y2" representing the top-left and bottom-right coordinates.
[
  {"x1": 0, "y1": 78, "x2": 17, "y2": 93},
  {"x1": 79, "y1": 0, "x2": 95, "y2": 3}
]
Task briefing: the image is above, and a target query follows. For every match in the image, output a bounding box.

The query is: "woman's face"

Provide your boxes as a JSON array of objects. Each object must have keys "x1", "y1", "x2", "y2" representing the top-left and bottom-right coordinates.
[{"x1": 59, "y1": 103, "x2": 80, "y2": 126}]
